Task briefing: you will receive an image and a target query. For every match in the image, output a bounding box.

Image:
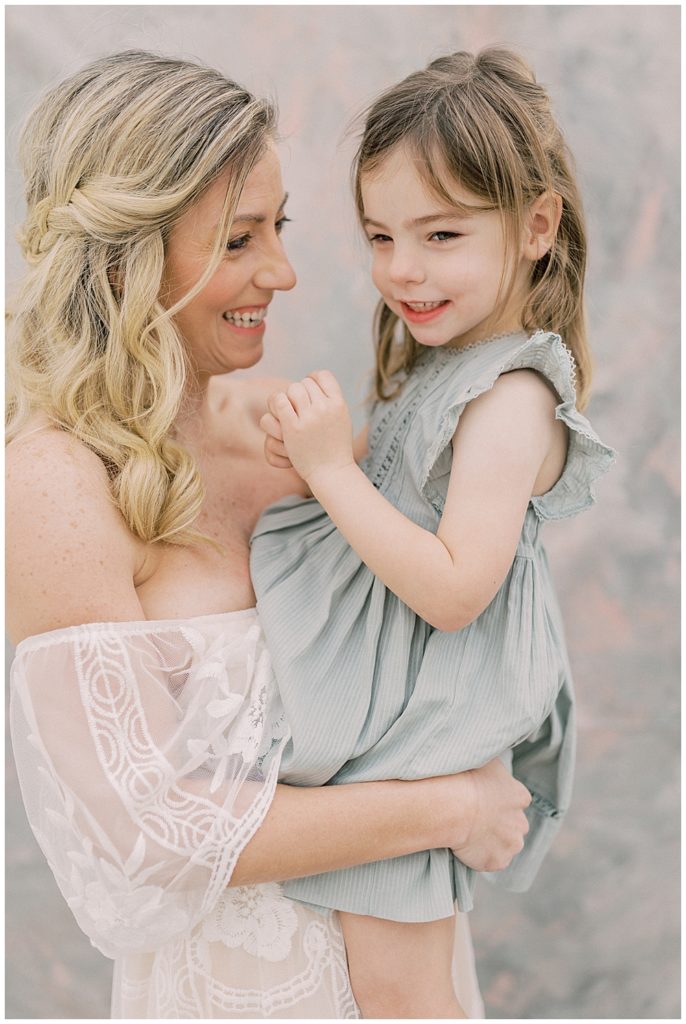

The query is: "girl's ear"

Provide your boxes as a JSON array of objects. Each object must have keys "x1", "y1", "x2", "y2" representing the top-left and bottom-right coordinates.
[{"x1": 522, "y1": 191, "x2": 563, "y2": 261}]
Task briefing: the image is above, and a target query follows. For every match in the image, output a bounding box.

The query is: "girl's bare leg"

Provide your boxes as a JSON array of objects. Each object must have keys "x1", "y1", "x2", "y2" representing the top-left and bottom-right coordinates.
[{"x1": 339, "y1": 911, "x2": 467, "y2": 1019}]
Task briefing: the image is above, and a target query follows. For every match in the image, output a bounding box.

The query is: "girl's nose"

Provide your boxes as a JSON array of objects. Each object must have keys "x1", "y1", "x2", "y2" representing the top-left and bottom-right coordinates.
[
  {"x1": 388, "y1": 247, "x2": 426, "y2": 286},
  {"x1": 254, "y1": 243, "x2": 297, "y2": 292}
]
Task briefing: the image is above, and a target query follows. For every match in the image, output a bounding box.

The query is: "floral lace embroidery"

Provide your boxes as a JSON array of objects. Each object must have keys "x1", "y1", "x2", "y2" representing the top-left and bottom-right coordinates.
[
  {"x1": 201, "y1": 883, "x2": 299, "y2": 962},
  {"x1": 10, "y1": 617, "x2": 291, "y2": 962},
  {"x1": 197, "y1": 919, "x2": 357, "y2": 1016},
  {"x1": 74, "y1": 628, "x2": 277, "y2": 870},
  {"x1": 66, "y1": 846, "x2": 191, "y2": 953},
  {"x1": 116, "y1": 901, "x2": 359, "y2": 1018}
]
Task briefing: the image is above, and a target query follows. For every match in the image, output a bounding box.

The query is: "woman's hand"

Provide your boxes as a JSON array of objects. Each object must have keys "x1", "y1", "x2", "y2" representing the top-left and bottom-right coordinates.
[
  {"x1": 260, "y1": 370, "x2": 355, "y2": 483},
  {"x1": 439, "y1": 758, "x2": 532, "y2": 872}
]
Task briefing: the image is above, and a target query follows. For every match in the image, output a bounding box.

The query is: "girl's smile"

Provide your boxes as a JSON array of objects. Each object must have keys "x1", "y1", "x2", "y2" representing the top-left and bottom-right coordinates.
[{"x1": 400, "y1": 299, "x2": 450, "y2": 324}]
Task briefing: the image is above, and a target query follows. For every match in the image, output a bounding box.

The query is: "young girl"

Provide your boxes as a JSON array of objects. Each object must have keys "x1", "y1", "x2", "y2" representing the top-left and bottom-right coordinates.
[{"x1": 251, "y1": 48, "x2": 615, "y2": 1018}]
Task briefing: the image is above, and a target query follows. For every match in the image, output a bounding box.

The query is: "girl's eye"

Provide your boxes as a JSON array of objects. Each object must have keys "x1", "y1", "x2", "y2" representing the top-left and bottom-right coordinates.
[
  {"x1": 227, "y1": 233, "x2": 251, "y2": 253},
  {"x1": 368, "y1": 233, "x2": 392, "y2": 245},
  {"x1": 275, "y1": 215, "x2": 292, "y2": 234},
  {"x1": 430, "y1": 231, "x2": 462, "y2": 242}
]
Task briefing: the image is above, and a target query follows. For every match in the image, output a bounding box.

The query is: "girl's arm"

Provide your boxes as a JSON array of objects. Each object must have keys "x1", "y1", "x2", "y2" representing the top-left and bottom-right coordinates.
[
  {"x1": 263, "y1": 369, "x2": 559, "y2": 632},
  {"x1": 353, "y1": 423, "x2": 369, "y2": 462}
]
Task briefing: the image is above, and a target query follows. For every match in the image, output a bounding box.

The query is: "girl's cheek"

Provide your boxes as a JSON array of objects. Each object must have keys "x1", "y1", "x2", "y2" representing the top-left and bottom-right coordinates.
[{"x1": 370, "y1": 261, "x2": 386, "y2": 295}]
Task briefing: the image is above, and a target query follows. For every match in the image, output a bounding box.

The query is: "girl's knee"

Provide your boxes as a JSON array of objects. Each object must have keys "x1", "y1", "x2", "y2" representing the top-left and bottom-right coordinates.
[{"x1": 340, "y1": 912, "x2": 459, "y2": 1017}]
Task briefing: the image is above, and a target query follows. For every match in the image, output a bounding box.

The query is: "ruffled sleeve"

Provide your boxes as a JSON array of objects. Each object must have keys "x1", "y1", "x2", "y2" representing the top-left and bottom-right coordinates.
[
  {"x1": 418, "y1": 331, "x2": 616, "y2": 519},
  {"x1": 9, "y1": 614, "x2": 289, "y2": 959}
]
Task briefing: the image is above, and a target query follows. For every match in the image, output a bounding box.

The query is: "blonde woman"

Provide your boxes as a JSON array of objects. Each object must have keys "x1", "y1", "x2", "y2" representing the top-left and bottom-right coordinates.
[{"x1": 6, "y1": 51, "x2": 531, "y2": 1018}]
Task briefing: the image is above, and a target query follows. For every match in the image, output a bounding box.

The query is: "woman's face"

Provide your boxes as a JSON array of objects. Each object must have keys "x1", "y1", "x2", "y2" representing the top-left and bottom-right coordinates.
[{"x1": 163, "y1": 147, "x2": 296, "y2": 376}]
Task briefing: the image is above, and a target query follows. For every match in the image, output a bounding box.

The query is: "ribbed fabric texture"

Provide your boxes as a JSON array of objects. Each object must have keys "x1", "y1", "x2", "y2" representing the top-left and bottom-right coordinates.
[{"x1": 250, "y1": 330, "x2": 616, "y2": 921}]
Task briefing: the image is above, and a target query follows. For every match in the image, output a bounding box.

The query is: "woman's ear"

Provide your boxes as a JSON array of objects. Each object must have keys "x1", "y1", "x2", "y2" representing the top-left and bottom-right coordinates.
[{"x1": 522, "y1": 191, "x2": 563, "y2": 261}]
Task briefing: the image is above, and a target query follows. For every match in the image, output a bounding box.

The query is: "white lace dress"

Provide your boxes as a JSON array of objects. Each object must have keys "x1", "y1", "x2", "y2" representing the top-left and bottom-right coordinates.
[{"x1": 9, "y1": 607, "x2": 484, "y2": 1018}]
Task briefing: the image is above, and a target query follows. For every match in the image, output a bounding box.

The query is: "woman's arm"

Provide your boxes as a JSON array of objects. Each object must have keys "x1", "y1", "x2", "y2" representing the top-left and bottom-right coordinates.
[
  {"x1": 7, "y1": 429, "x2": 530, "y2": 885},
  {"x1": 264, "y1": 370, "x2": 559, "y2": 631},
  {"x1": 6, "y1": 429, "x2": 146, "y2": 643},
  {"x1": 232, "y1": 757, "x2": 530, "y2": 885}
]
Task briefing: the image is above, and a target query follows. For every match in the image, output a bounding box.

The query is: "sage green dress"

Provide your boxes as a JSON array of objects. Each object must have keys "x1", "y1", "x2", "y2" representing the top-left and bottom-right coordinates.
[{"x1": 250, "y1": 330, "x2": 615, "y2": 921}]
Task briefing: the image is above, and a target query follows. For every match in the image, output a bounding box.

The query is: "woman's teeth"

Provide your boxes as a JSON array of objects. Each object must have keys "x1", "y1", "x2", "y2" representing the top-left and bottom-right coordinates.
[
  {"x1": 404, "y1": 300, "x2": 446, "y2": 311},
  {"x1": 223, "y1": 308, "x2": 267, "y2": 325}
]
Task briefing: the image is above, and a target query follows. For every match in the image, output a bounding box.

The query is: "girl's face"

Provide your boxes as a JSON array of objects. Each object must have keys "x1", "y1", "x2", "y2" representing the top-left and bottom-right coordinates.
[
  {"x1": 163, "y1": 147, "x2": 296, "y2": 377},
  {"x1": 361, "y1": 145, "x2": 531, "y2": 349}
]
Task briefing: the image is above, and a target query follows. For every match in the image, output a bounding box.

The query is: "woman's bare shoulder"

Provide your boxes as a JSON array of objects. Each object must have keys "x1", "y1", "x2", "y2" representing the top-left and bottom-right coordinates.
[
  {"x1": 6, "y1": 424, "x2": 144, "y2": 644},
  {"x1": 8, "y1": 420, "x2": 109, "y2": 486},
  {"x1": 6, "y1": 423, "x2": 128, "y2": 530}
]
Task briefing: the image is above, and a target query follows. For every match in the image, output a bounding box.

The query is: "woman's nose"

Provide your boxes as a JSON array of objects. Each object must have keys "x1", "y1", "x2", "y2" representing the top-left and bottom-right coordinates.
[{"x1": 254, "y1": 241, "x2": 297, "y2": 292}]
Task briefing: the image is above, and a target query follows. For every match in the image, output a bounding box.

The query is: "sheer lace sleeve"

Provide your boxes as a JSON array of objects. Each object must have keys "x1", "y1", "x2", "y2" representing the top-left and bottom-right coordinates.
[{"x1": 9, "y1": 610, "x2": 289, "y2": 959}]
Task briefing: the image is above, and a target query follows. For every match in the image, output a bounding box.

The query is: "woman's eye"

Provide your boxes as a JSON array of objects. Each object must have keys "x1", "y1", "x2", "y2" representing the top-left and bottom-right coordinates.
[
  {"x1": 227, "y1": 233, "x2": 251, "y2": 253},
  {"x1": 275, "y1": 215, "x2": 292, "y2": 234},
  {"x1": 430, "y1": 231, "x2": 461, "y2": 242},
  {"x1": 368, "y1": 233, "x2": 392, "y2": 245}
]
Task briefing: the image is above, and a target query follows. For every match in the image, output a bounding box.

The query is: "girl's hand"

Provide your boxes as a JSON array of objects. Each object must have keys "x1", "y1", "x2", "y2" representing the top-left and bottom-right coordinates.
[
  {"x1": 264, "y1": 371, "x2": 355, "y2": 485},
  {"x1": 260, "y1": 409, "x2": 294, "y2": 470}
]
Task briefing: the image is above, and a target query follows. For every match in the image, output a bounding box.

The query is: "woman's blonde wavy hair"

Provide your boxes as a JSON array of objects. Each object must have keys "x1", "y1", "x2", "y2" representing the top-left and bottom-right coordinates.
[
  {"x1": 353, "y1": 47, "x2": 592, "y2": 409},
  {"x1": 7, "y1": 50, "x2": 276, "y2": 545}
]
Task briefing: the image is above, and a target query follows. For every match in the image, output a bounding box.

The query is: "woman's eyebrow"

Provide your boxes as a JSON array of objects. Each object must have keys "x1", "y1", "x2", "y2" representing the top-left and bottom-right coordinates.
[{"x1": 233, "y1": 192, "x2": 289, "y2": 224}]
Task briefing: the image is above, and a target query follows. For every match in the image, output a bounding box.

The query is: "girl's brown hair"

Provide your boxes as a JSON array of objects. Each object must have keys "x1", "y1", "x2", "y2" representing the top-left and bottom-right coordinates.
[{"x1": 353, "y1": 47, "x2": 592, "y2": 409}]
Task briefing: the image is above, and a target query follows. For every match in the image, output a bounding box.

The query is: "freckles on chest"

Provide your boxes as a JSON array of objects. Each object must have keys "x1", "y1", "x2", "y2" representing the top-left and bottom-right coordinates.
[
  {"x1": 197, "y1": 474, "x2": 261, "y2": 542},
  {"x1": 197, "y1": 456, "x2": 297, "y2": 545}
]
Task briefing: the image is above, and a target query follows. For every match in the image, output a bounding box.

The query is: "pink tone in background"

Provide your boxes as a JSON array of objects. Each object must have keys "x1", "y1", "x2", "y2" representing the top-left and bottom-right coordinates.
[{"x1": 5, "y1": 5, "x2": 679, "y2": 1018}]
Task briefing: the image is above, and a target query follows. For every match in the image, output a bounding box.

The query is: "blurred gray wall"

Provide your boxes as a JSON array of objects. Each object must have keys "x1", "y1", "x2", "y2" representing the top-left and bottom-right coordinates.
[{"x1": 5, "y1": 5, "x2": 680, "y2": 1019}]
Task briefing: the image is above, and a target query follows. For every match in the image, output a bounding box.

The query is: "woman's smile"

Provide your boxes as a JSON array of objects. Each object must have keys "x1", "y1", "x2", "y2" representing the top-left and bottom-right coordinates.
[
  {"x1": 164, "y1": 148, "x2": 296, "y2": 377},
  {"x1": 222, "y1": 304, "x2": 270, "y2": 332}
]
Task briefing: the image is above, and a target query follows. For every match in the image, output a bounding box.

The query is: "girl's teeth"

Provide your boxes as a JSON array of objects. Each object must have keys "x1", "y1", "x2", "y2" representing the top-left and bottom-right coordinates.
[{"x1": 405, "y1": 300, "x2": 445, "y2": 311}]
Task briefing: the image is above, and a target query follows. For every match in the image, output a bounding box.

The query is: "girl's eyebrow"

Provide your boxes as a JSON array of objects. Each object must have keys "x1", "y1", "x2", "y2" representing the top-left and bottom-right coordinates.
[
  {"x1": 232, "y1": 192, "x2": 289, "y2": 225},
  {"x1": 363, "y1": 209, "x2": 472, "y2": 230},
  {"x1": 412, "y1": 211, "x2": 473, "y2": 225}
]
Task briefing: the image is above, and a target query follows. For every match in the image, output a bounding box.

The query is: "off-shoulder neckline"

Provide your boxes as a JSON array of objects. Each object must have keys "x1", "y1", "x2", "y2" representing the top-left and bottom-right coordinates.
[{"x1": 13, "y1": 606, "x2": 258, "y2": 656}]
